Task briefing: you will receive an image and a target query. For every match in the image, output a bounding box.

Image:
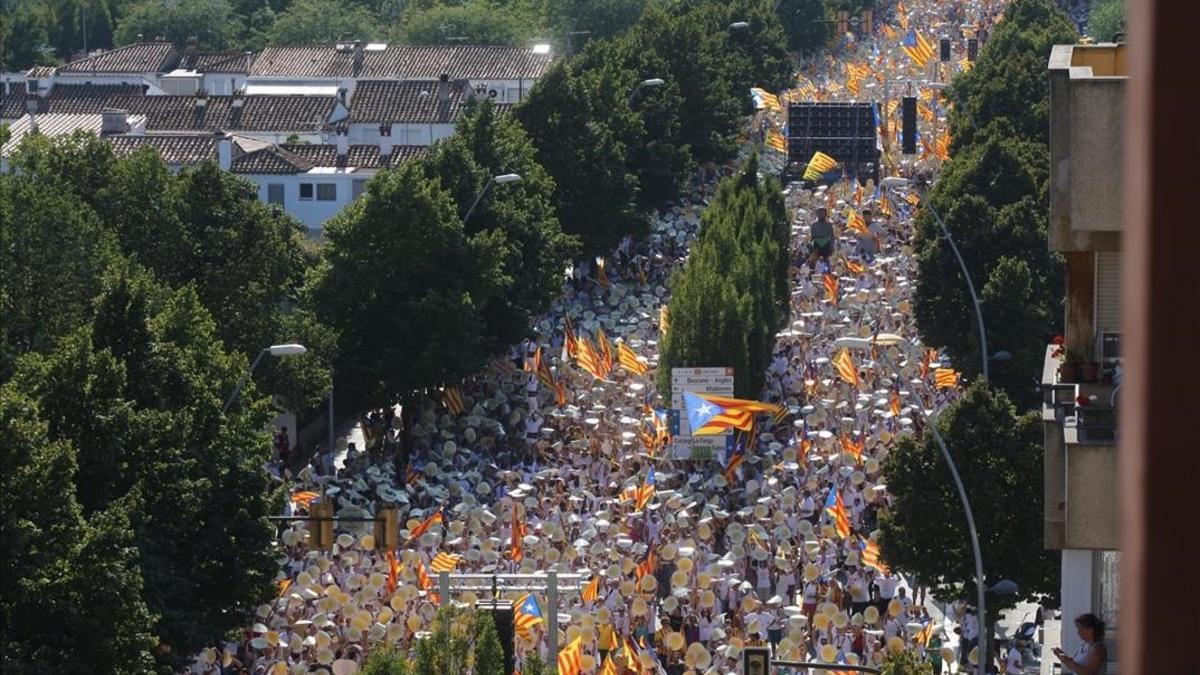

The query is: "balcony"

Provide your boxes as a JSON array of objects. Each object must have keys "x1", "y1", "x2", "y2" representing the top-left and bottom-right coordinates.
[{"x1": 1042, "y1": 345, "x2": 1120, "y2": 551}]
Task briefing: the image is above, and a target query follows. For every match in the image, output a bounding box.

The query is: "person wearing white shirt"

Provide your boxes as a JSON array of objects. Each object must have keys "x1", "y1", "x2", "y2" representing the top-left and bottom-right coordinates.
[{"x1": 1005, "y1": 645, "x2": 1024, "y2": 674}]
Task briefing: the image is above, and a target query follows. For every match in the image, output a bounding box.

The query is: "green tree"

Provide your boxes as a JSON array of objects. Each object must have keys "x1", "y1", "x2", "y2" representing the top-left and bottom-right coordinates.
[
  {"x1": 879, "y1": 381, "x2": 1060, "y2": 625},
  {"x1": 546, "y1": 0, "x2": 650, "y2": 44},
  {"x1": 472, "y1": 611, "x2": 506, "y2": 675},
  {"x1": 267, "y1": 0, "x2": 381, "y2": 45},
  {"x1": 521, "y1": 652, "x2": 548, "y2": 675},
  {"x1": 0, "y1": 147, "x2": 121, "y2": 378},
  {"x1": 1088, "y1": 0, "x2": 1125, "y2": 42},
  {"x1": 412, "y1": 606, "x2": 474, "y2": 675},
  {"x1": 1, "y1": 0, "x2": 57, "y2": 68},
  {"x1": 8, "y1": 269, "x2": 280, "y2": 666},
  {"x1": 361, "y1": 646, "x2": 413, "y2": 675},
  {"x1": 0, "y1": 386, "x2": 157, "y2": 672},
  {"x1": 515, "y1": 57, "x2": 646, "y2": 254},
  {"x1": 945, "y1": 0, "x2": 1076, "y2": 148},
  {"x1": 881, "y1": 648, "x2": 937, "y2": 675},
  {"x1": 400, "y1": 4, "x2": 528, "y2": 45},
  {"x1": 657, "y1": 155, "x2": 789, "y2": 400},
  {"x1": 775, "y1": 0, "x2": 831, "y2": 54},
  {"x1": 912, "y1": 128, "x2": 1062, "y2": 408},
  {"x1": 113, "y1": 0, "x2": 238, "y2": 49},
  {"x1": 421, "y1": 100, "x2": 579, "y2": 355},
  {"x1": 309, "y1": 162, "x2": 506, "y2": 413}
]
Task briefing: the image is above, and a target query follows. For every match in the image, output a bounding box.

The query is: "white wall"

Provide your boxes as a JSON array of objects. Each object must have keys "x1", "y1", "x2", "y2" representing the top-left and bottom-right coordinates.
[
  {"x1": 201, "y1": 73, "x2": 248, "y2": 95},
  {"x1": 242, "y1": 170, "x2": 375, "y2": 230},
  {"x1": 469, "y1": 78, "x2": 527, "y2": 102},
  {"x1": 1060, "y1": 549, "x2": 1094, "y2": 657},
  {"x1": 348, "y1": 122, "x2": 454, "y2": 146}
]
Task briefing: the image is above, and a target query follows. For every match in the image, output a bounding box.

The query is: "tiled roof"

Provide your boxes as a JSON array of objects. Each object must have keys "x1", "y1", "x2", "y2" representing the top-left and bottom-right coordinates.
[
  {"x1": 57, "y1": 41, "x2": 179, "y2": 74},
  {"x1": 348, "y1": 79, "x2": 472, "y2": 124},
  {"x1": 230, "y1": 143, "x2": 426, "y2": 173},
  {"x1": 230, "y1": 145, "x2": 315, "y2": 174},
  {"x1": 26, "y1": 66, "x2": 56, "y2": 77},
  {"x1": 1, "y1": 92, "x2": 27, "y2": 120},
  {"x1": 1, "y1": 113, "x2": 147, "y2": 157},
  {"x1": 30, "y1": 91, "x2": 336, "y2": 132},
  {"x1": 181, "y1": 51, "x2": 252, "y2": 73},
  {"x1": 108, "y1": 134, "x2": 218, "y2": 165},
  {"x1": 250, "y1": 44, "x2": 554, "y2": 80}
]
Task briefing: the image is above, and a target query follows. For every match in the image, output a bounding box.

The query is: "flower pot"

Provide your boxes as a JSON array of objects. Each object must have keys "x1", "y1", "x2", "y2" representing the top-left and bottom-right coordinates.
[
  {"x1": 1058, "y1": 363, "x2": 1081, "y2": 383},
  {"x1": 1079, "y1": 363, "x2": 1100, "y2": 383}
]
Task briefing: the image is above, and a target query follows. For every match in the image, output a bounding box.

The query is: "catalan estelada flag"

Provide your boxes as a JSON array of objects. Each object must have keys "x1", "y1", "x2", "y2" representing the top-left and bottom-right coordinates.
[
  {"x1": 599, "y1": 654, "x2": 618, "y2": 675},
  {"x1": 750, "y1": 87, "x2": 782, "y2": 110},
  {"x1": 901, "y1": 29, "x2": 935, "y2": 66},
  {"x1": 824, "y1": 487, "x2": 852, "y2": 539},
  {"x1": 683, "y1": 391, "x2": 777, "y2": 435},
  {"x1": 858, "y1": 536, "x2": 890, "y2": 575},
  {"x1": 833, "y1": 348, "x2": 859, "y2": 387},
  {"x1": 935, "y1": 368, "x2": 960, "y2": 388},
  {"x1": 618, "y1": 342, "x2": 649, "y2": 375},
  {"x1": 557, "y1": 635, "x2": 584, "y2": 675},
  {"x1": 635, "y1": 548, "x2": 656, "y2": 580},
  {"x1": 724, "y1": 442, "x2": 745, "y2": 482},
  {"x1": 840, "y1": 434, "x2": 865, "y2": 463},
  {"x1": 804, "y1": 151, "x2": 838, "y2": 180},
  {"x1": 846, "y1": 208, "x2": 868, "y2": 235},
  {"x1": 823, "y1": 273, "x2": 840, "y2": 304},
  {"x1": 635, "y1": 467, "x2": 656, "y2": 510},
  {"x1": 581, "y1": 575, "x2": 600, "y2": 604},
  {"x1": 429, "y1": 552, "x2": 462, "y2": 573},
  {"x1": 442, "y1": 387, "x2": 465, "y2": 416},
  {"x1": 408, "y1": 509, "x2": 444, "y2": 541},
  {"x1": 513, "y1": 593, "x2": 543, "y2": 639},
  {"x1": 878, "y1": 194, "x2": 895, "y2": 217}
]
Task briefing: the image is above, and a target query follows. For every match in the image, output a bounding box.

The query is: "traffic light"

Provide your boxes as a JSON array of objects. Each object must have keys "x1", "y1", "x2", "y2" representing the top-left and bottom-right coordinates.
[
  {"x1": 967, "y1": 38, "x2": 979, "y2": 61},
  {"x1": 837, "y1": 11, "x2": 849, "y2": 35},
  {"x1": 901, "y1": 96, "x2": 917, "y2": 155},
  {"x1": 940, "y1": 37, "x2": 951, "y2": 62},
  {"x1": 860, "y1": 9, "x2": 873, "y2": 34},
  {"x1": 309, "y1": 501, "x2": 334, "y2": 551},
  {"x1": 375, "y1": 508, "x2": 398, "y2": 551}
]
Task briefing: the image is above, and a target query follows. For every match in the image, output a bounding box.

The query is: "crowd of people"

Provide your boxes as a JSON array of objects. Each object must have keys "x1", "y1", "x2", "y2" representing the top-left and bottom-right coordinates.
[{"x1": 193, "y1": 0, "x2": 1025, "y2": 673}]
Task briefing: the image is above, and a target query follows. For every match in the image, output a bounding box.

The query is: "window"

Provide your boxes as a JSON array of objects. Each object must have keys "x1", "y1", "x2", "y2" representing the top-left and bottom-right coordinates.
[
  {"x1": 317, "y1": 183, "x2": 337, "y2": 201},
  {"x1": 267, "y1": 184, "x2": 285, "y2": 206},
  {"x1": 352, "y1": 179, "x2": 367, "y2": 200},
  {"x1": 299, "y1": 183, "x2": 314, "y2": 200}
]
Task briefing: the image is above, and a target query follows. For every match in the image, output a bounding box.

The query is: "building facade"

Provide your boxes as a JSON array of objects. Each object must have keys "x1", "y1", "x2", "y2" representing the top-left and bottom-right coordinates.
[{"x1": 1043, "y1": 42, "x2": 1125, "y2": 667}]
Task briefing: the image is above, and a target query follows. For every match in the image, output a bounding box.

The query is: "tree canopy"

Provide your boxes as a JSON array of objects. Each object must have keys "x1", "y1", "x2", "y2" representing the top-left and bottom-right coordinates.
[{"x1": 879, "y1": 381, "x2": 1059, "y2": 611}]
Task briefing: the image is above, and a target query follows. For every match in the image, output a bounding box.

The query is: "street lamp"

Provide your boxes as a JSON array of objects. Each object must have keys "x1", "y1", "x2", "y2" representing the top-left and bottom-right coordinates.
[
  {"x1": 729, "y1": 21, "x2": 751, "y2": 30},
  {"x1": 873, "y1": 342, "x2": 990, "y2": 675},
  {"x1": 463, "y1": 173, "x2": 522, "y2": 225},
  {"x1": 628, "y1": 78, "x2": 665, "y2": 107},
  {"x1": 222, "y1": 343, "x2": 307, "y2": 413}
]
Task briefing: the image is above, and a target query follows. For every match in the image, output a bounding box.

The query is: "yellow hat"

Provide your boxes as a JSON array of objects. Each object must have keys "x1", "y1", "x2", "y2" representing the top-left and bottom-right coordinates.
[
  {"x1": 666, "y1": 632, "x2": 686, "y2": 652},
  {"x1": 819, "y1": 643, "x2": 837, "y2": 662},
  {"x1": 863, "y1": 605, "x2": 880, "y2": 625},
  {"x1": 888, "y1": 598, "x2": 903, "y2": 617}
]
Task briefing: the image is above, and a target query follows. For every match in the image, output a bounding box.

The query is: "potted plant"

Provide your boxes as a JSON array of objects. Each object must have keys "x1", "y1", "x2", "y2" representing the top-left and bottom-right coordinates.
[{"x1": 1052, "y1": 336, "x2": 1079, "y2": 383}]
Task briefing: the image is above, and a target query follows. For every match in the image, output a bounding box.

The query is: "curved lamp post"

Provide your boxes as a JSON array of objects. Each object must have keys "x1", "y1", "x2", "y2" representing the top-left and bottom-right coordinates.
[
  {"x1": 464, "y1": 173, "x2": 522, "y2": 225},
  {"x1": 628, "y1": 78, "x2": 665, "y2": 107},
  {"x1": 223, "y1": 343, "x2": 307, "y2": 413}
]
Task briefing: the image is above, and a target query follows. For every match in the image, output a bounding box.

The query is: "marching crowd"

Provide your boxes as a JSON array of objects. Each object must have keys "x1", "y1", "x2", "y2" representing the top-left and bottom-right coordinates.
[{"x1": 193, "y1": 0, "x2": 1023, "y2": 673}]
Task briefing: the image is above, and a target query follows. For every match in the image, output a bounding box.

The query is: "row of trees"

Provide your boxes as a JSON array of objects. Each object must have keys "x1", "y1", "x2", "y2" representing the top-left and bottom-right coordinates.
[
  {"x1": 3, "y1": 0, "x2": 855, "y2": 73},
  {"x1": 0, "y1": 134, "x2": 323, "y2": 671},
  {"x1": 656, "y1": 153, "x2": 790, "y2": 401},
  {"x1": 912, "y1": 0, "x2": 1077, "y2": 409}
]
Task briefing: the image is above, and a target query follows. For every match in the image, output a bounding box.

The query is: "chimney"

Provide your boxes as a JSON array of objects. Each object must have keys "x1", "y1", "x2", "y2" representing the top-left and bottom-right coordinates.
[
  {"x1": 352, "y1": 40, "x2": 364, "y2": 76},
  {"x1": 438, "y1": 73, "x2": 450, "y2": 104},
  {"x1": 184, "y1": 36, "x2": 199, "y2": 63},
  {"x1": 231, "y1": 88, "x2": 245, "y2": 108},
  {"x1": 378, "y1": 123, "x2": 393, "y2": 161},
  {"x1": 335, "y1": 126, "x2": 349, "y2": 167},
  {"x1": 195, "y1": 89, "x2": 208, "y2": 108},
  {"x1": 100, "y1": 108, "x2": 130, "y2": 136},
  {"x1": 216, "y1": 132, "x2": 232, "y2": 171}
]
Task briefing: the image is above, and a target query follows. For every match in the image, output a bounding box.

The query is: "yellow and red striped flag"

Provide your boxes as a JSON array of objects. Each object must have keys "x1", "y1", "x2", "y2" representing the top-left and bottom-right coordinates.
[
  {"x1": 878, "y1": 194, "x2": 895, "y2": 217},
  {"x1": 386, "y1": 550, "x2": 399, "y2": 594},
  {"x1": 847, "y1": 76, "x2": 860, "y2": 96},
  {"x1": 635, "y1": 467, "x2": 656, "y2": 511},
  {"x1": 557, "y1": 635, "x2": 584, "y2": 675},
  {"x1": 415, "y1": 560, "x2": 440, "y2": 604},
  {"x1": 276, "y1": 578, "x2": 292, "y2": 597},
  {"x1": 920, "y1": 348, "x2": 936, "y2": 379},
  {"x1": 846, "y1": 258, "x2": 866, "y2": 275},
  {"x1": 803, "y1": 151, "x2": 838, "y2": 180},
  {"x1": 846, "y1": 208, "x2": 868, "y2": 235},
  {"x1": 824, "y1": 488, "x2": 853, "y2": 539},
  {"x1": 859, "y1": 536, "x2": 890, "y2": 575},
  {"x1": 840, "y1": 434, "x2": 865, "y2": 463},
  {"x1": 290, "y1": 490, "x2": 319, "y2": 507},
  {"x1": 635, "y1": 549, "x2": 656, "y2": 581},
  {"x1": 618, "y1": 342, "x2": 649, "y2": 375},
  {"x1": 766, "y1": 127, "x2": 788, "y2": 153},
  {"x1": 823, "y1": 273, "x2": 839, "y2": 304},
  {"x1": 659, "y1": 306, "x2": 670, "y2": 335},
  {"x1": 575, "y1": 335, "x2": 607, "y2": 380},
  {"x1": 934, "y1": 368, "x2": 960, "y2": 389},
  {"x1": 408, "y1": 509, "x2": 444, "y2": 541},
  {"x1": 905, "y1": 192, "x2": 921, "y2": 206},
  {"x1": 833, "y1": 348, "x2": 859, "y2": 387},
  {"x1": 563, "y1": 316, "x2": 578, "y2": 360},
  {"x1": 429, "y1": 552, "x2": 462, "y2": 573},
  {"x1": 596, "y1": 328, "x2": 614, "y2": 375},
  {"x1": 595, "y1": 257, "x2": 609, "y2": 289},
  {"x1": 531, "y1": 346, "x2": 555, "y2": 389},
  {"x1": 511, "y1": 504, "x2": 527, "y2": 562},
  {"x1": 889, "y1": 389, "x2": 902, "y2": 416},
  {"x1": 441, "y1": 387, "x2": 465, "y2": 416},
  {"x1": 935, "y1": 133, "x2": 951, "y2": 161},
  {"x1": 600, "y1": 655, "x2": 618, "y2": 675},
  {"x1": 513, "y1": 593, "x2": 543, "y2": 639},
  {"x1": 554, "y1": 376, "x2": 567, "y2": 407},
  {"x1": 581, "y1": 575, "x2": 600, "y2": 604}
]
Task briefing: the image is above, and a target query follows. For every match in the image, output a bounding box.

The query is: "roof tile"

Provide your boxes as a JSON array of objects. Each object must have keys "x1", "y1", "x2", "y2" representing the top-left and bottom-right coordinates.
[{"x1": 57, "y1": 41, "x2": 179, "y2": 74}]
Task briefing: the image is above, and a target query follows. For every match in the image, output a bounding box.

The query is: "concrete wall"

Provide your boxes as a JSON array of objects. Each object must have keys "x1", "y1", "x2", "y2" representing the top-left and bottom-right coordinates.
[
  {"x1": 1060, "y1": 549, "x2": 1094, "y2": 657},
  {"x1": 1065, "y1": 442, "x2": 1120, "y2": 549},
  {"x1": 243, "y1": 170, "x2": 374, "y2": 230},
  {"x1": 349, "y1": 122, "x2": 454, "y2": 146},
  {"x1": 1044, "y1": 408, "x2": 1067, "y2": 550}
]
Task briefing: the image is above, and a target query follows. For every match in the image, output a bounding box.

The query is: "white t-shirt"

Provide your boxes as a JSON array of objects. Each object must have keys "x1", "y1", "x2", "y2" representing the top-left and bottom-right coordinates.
[
  {"x1": 962, "y1": 613, "x2": 979, "y2": 641},
  {"x1": 1006, "y1": 647, "x2": 1023, "y2": 672},
  {"x1": 876, "y1": 574, "x2": 897, "y2": 599}
]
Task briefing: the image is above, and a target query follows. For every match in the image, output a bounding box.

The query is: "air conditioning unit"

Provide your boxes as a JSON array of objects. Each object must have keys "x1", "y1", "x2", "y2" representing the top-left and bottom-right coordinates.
[
  {"x1": 1096, "y1": 332, "x2": 1121, "y2": 366},
  {"x1": 488, "y1": 89, "x2": 499, "y2": 99}
]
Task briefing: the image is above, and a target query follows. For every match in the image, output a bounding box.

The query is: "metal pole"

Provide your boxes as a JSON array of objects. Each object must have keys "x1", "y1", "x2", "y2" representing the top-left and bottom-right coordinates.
[
  {"x1": 439, "y1": 571, "x2": 451, "y2": 599},
  {"x1": 547, "y1": 570, "x2": 558, "y2": 665},
  {"x1": 463, "y1": 178, "x2": 494, "y2": 225},
  {"x1": 222, "y1": 348, "x2": 267, "y2": 413},
  {"x1": 925, "y1": 197, "x2": 990, "y2": 382}
]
